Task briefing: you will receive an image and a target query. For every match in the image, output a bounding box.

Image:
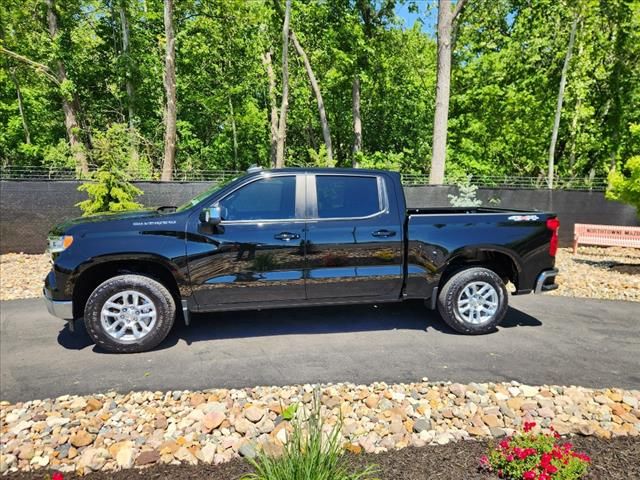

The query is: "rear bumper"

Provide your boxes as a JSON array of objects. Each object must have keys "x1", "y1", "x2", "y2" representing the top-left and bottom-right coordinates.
[
  {"x1": 534, "y1": 268, "x2": 559, "y2": 294},
  {"x1": 43, "y1": 289, "x2": 73, "y2": 320}
]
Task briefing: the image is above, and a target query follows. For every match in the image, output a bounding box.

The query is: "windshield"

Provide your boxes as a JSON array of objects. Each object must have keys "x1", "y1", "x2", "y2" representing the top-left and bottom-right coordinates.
[{"x1": 176, "y1": 176, "x2": 242, "y2": 212}]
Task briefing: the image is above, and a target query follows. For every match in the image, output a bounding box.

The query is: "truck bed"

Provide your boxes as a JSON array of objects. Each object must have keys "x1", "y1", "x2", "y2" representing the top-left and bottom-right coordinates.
[{"x1": 404, "y1": 206, "x2": 556, "y2": 299}]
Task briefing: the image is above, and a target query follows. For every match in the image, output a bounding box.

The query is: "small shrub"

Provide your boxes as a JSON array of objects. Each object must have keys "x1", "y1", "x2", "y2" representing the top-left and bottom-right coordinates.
[
  {"x1": 76, "y1": 123, "x2": 143, "y2": 215},
  {"x1": 242, "y1": 391, "x2": 378, "y2": 480},
  {"x1": 448, "y1": 175, "x2": 483, "y2": 207},
  {"x1": 43, "y1": 139, "x2": 76, "y2": 173},
  {"x1": 308, "y1": 145, "x2": 335, "y2": 168},
  {"x1": 607, "y1": 123, "x2": 640, "y2": 218},
  {"x1": 76, "y1": 169, "x2": 143, "y2": 215},
  {"x1": 607, "y1": 155, "x2": 640, "y2": 218},
  {"x1": 481, "y1": 422, "x2": 590, "y2": 480}
]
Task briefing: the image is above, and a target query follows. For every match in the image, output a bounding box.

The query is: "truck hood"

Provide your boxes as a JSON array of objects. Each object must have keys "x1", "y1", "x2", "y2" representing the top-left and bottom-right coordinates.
[{"x1": 49, "y1": 209, "x2": 174, "y2": 235}]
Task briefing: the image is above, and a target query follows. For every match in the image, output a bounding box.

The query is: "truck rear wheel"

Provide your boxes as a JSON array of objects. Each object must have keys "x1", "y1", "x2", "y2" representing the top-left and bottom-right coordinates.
[
  {"x1": 84, "y1": 274, "x2": 176, "y2": 353},
  {"x1": 437, "y1": 267, "x2": 508, "y2": 334}
]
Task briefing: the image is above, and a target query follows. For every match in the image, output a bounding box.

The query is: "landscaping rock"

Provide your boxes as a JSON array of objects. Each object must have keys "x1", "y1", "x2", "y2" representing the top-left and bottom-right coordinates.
[
  {"x1": 70, "y1": 430, "x2": 93, "y2": 448},
  {"x1": 135, "y1": 450, "x2": 160, "y2": 466},
  {"x1": 202, "y1": 412, "x2": 225, "y2": 432},
  {"x1": 244, "y1": 405, "x2": 265, "y2": 423},
  {"x1": 238, "y1": 442, "x2": 257, "y2": 459},
  {"x1": 1, "y1": 381, "x2": 638, "y2": 475},
  {"x1": 413, "y1": 418, "x2": 431, "y2": 433}
]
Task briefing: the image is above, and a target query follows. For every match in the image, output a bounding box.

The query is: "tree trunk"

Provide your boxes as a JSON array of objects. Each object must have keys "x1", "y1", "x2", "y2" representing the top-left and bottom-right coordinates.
[
  {"x1": 118, "y1": 1, "x2": 139, "y2": 170},
  {"x1": 228, "y1": 97, "x2": 238, "y2": 170},
  {"x1": 547, "y1": 15, "x2": 578, "y2": 189},
  {"x1": 275, "y1": 0, "x2": 291, "y2": 169},
  {"x1": 161, "y1": 0, "x2": 177, "y2": 181},
  {"x1": 429, "y1": 0, "x2": 468, "y2": 185},
  {"x1": 607, "y1": 14, "x2": 626, "y2": 175},
  {"x1": 262, "y1": 51, "x2": 278, "y2": 168},
  {"x1": 10, "y1": 69, "x2": 31, "y2": 144},
  {"x1": 569, "y1": 97, "x2": 581, "y2": 172},
  {"x1": 429, "y1": 0, "x2": 454, "y2": 185},
  {"x1": 290, "y1": 31, "x2": 333, "y2": 165},
  {"x1": 352, "y1": 75, "x2": 362, "y2": 167},
  {"x1": 46, "y1": 0, "x2": 89, "y2": 175}
]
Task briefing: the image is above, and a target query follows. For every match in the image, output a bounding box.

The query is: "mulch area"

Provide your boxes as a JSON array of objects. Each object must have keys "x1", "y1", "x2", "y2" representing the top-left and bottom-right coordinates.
[{"x1": 4, "y1": 436, "x2": 639, "y2": 480}]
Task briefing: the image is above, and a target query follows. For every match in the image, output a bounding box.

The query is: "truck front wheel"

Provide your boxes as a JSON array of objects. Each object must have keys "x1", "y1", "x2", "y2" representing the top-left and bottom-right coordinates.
[
  {"x1": 84, "y1": 274, "x2": 176, "y2": 353},
  {"x1": 437, "y1": 267, "x2": 508, "y2": 334}
]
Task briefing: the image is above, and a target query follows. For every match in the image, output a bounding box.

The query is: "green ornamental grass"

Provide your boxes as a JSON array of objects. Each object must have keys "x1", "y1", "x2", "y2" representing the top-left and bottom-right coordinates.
[{"x1": 242, "y1": 395, "x2": 378, "y2": 480}]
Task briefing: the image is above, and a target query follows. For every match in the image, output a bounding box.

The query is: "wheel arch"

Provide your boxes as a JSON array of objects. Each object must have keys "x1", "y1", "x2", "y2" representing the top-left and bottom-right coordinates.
[
  {"x1": 438, "y1": 247, "x2": 522, "y2": 292},
  {"x1": 71, "y1": 255, "x2": 185, "y2": 319}
]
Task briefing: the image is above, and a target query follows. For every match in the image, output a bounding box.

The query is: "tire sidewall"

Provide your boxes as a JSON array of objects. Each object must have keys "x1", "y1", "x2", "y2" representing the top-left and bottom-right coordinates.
[
  {"x1": 84, "y1": 274, "x2": 175, "y2": 353},
  {"x1": 438, "y1": 267, "x2": 508, "y2": 334}
]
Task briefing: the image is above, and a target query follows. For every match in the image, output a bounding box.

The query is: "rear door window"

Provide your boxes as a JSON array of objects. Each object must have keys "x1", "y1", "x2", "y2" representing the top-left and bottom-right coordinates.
[{"x1": 315, "y1": 175, "x2": 382, "y2": 219}]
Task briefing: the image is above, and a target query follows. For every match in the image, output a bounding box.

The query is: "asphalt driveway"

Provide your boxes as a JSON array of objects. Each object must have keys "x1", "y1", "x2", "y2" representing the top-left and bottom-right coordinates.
[{"x1": 1, "y1": 295, "x2": 639, "y2": 402}]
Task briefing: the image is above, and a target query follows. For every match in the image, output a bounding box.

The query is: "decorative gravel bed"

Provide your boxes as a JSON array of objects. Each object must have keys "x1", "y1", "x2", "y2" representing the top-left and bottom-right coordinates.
[
  {"x1": 0, "y1": 254, "x2": 50, "y2": 301},
  {"x1": 1, "y1": 247, "x2": 638, "y2": 302},
  {"x1": 1, "y1": 381, "x2": 638, "y2": 475},
  {"x1": 550, "y1": 246, "x2": 640, "y2": 302}
]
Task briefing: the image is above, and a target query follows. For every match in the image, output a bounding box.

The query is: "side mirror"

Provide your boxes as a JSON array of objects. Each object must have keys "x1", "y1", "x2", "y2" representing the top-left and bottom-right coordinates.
[{"x1": 200, "y1": 206, "x2": 222, "y2": 225}]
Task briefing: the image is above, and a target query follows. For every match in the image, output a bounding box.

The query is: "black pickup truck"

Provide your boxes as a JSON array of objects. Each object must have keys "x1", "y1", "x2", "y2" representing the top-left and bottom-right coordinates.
[{"x1": 44, "y1": 168, "x2": 559, "y2": 353}]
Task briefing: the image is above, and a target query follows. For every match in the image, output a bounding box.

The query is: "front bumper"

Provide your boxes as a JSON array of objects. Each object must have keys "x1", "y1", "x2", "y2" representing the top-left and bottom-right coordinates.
[
  {"x1": 43, "y1": 289, "x2": 73, "y2": 320},
  {"x1": 534, "y1": 268, "x2": 559, "y2": 294}
]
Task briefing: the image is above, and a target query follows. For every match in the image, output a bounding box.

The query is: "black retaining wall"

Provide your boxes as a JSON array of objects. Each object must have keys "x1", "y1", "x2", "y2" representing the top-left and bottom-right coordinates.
[{"x1": 1, "y1": 181, "x2": 637, "y2": 254}]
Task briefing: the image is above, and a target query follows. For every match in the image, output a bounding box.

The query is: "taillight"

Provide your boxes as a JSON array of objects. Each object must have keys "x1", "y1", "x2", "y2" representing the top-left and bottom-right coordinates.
[{"x1": 546, "y1": 217, "x2": 560, "y2": 256}]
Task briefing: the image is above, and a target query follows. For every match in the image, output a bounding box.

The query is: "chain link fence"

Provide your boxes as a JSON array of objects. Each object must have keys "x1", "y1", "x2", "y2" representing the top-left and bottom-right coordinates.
[{"x1": 0, "y1": 165, "x2": 608, "y2": 191}]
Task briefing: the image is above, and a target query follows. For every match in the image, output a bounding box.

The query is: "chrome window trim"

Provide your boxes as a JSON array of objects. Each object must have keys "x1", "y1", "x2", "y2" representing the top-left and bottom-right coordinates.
[
  {"x1": 212, "y1": 173, "x2": 304, "y2": 225},
  {"x1": 307, "y1": 173, "x2": 389, "y2": 222},
  {"x1": 306, "y1": 173, "x2": 318, "y2": 218}
]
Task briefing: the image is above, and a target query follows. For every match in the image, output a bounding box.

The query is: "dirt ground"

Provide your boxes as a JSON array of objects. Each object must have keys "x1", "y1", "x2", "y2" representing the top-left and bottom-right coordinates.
[{"x1": 3, "y1": 436, "x2": 638, "y2": 480}]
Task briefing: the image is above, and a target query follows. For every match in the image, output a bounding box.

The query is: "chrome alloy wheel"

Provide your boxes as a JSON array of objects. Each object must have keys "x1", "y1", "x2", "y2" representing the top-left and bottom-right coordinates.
[
  {"x1": 456, "y1": 281, "x2": 499, "y2": 325},
  {"x1": 100, "y1": 290, "x2": 157, "y2": 343}
]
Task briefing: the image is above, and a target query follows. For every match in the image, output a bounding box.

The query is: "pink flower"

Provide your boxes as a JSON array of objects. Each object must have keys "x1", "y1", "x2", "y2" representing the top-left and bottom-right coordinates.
[
  {"x1": 52, "y1": 473, "x2": 64, "y2": 480},
  {"x1": 573, "y1": 452, "x2": 591, "y2": 463},
  {"x1": 523, "y1": 470, "x2": 536, "y2": 480},
  {"x1": 545, "y1": 464, "x2": 558, "y2": 474},
  {"x1": 523, "y1": 421, "x2": 537, "y2": 433}
]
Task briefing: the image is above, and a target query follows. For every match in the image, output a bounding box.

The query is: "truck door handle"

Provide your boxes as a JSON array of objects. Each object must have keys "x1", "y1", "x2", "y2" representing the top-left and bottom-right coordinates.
[
  {"x1": 372, "y1": 229, "x2": 396, "y2": 238},
  {"x1": 274, "y1": 232, "x2": 300, "y2": 241}
]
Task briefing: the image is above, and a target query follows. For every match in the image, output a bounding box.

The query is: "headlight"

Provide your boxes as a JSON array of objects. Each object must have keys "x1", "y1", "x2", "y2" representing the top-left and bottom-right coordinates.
[{"x1": 48, "y1": 235, "x2": 74, "y2": 253}]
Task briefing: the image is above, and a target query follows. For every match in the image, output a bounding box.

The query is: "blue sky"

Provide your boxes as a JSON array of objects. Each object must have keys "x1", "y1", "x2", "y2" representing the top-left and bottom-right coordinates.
[{"x1": 395, "y1": 1, "x2": 438, "y2": 36}]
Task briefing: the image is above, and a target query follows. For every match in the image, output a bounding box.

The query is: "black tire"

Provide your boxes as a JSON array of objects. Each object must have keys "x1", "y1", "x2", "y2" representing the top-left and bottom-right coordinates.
[
  {"x1": 84, "y1": 274, "x2": 176, "y2": 353},
  {"x1": 437, "y1": 267, "x2": 508, "y2": 334}
]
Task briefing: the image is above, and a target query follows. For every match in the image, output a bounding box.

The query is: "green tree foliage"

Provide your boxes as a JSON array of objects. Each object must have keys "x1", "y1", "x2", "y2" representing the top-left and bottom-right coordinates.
[
  {"x1": 1, "y1": 0, "x2": 638, "y2": 181},
  {"x1": 76, "y1": 123, "x2": 143, "y2": 215},
  {"x1": 449, "y1": 0, "x2": 640, "y2": 179},
  {"x1": 607, "y1": 125, "x2": 640, "y2": 215}
]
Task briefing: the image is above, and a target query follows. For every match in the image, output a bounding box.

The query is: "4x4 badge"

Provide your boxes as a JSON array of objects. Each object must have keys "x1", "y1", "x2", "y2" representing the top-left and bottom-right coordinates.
[{"x1": 507, "y1": 215, "x2": 540, "y2": 222}]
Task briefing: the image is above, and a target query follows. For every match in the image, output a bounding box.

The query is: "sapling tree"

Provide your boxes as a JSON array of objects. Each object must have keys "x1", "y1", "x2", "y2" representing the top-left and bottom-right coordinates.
[
  {"x1": 77, "y1": 124, "x2": 143, "y2": 215},
  {"x1": 448, "y1": 175, "x2": 482, "y2": 207}
]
